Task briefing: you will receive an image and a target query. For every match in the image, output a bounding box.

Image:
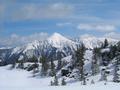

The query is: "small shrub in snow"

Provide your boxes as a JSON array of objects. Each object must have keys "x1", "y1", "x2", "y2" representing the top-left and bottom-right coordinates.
[{"x1": 91, "y1": 79, "x2": 95, "y2": 84}]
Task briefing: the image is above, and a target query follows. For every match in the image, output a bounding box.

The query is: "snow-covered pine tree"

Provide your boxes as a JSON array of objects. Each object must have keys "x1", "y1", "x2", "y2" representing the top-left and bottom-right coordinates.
[
  {"x1": 50, "y1": 80, "x2": 54, "y2": 86},
  {"x1": 17, "y1": 60, "x2": 24, "y2": 69},
  {"x1": 75, "y1": 43, "x2": 86, "y2": 81},
  {"x1": 29, "y1": 55, "x2": 38, "y2": 63},
  {"x1": 91, "y1": 79, "x2": 95, "y2": 84},
  {"x1": 103, "y1": 39, "x2": 109, "y2": 48},
  {"x1": 53, "y1": 75, "x2": 59, "y2": 86},
  {"x1": 112, "y1": 42, "x2": 120, "y2": 83},
  {"x1": 91, "y1": 47, "x2": 100, "y2": 76},
  {"x1": 100, "y1": 68, "x2": 108, "y2": 82},
  {"x1": 57, "y1": 52, "x2": 63, "y2": 71},
  {"x1": 49, "y1": 59, "x2": 56, "y2": 77},
  {"x1": 83, "y1": 76, "x2": 87, "y2": 85},
  {"x1": 61, "y1": 78, "x2": 66, "y2": 86},
  {"x1": 10, "y1": 61, "x2": 16, "y2": 69},
  {"x1": 40, "y1": 55, "x2": 49, "y2": 76},
  {"x1": 109, "y1": 45, "x2": 118, "y2": 60},
  {"x1": 102, "y1": 50, "x2": 110, "y2": 66},
  {"x1": 57, "y1": 59, "x2": 62, "y2": 71},
  {"x1": 32, "y1": 63, "x2": 39, "y2": 77},
  {"x1": 113, "y1": 55, "x2": 120, "y2": 83}
]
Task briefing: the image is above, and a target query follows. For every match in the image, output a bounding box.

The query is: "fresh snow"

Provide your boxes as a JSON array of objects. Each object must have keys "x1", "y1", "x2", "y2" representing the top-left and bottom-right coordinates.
[
  {"x1": 18, "y1": 55, "x2": 24, "y2": 61},
  {"x1": 0, "y1": 65, "x2": 120, "y2": 90},
  {"x1": 0, "y1": 65, "x2": 51, "y2": 89},
  {"x1": 101, "y1": 48, "x2": 110, "y2": 53}
]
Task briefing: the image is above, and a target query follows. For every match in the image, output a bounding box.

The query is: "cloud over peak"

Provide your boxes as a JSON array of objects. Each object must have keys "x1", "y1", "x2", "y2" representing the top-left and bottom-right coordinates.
[{"x1": 77, "y1": 24, "x2": 116, "y2": 32}]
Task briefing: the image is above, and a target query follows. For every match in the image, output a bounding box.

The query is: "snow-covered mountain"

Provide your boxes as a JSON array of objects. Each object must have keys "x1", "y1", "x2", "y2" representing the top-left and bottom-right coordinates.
[
  {"x1": 11, "y1": 33, "x2": 77, "y2": 54},
  {"x1": 0, "y1": 33, "x2": 119, "y2": 63},
  {"x1": 6, "y1": 33, "x2": 79, "y2": 62},
  {"x1": 80, "y1": 35, "x2": 118, "y2": 49}
]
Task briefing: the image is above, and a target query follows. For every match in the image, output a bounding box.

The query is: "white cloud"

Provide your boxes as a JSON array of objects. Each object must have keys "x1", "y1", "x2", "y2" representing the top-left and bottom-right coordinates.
[
  {"x1": 10, "y1": 3, "x2": 74, "y2": 20},
  {"x1": 80, "y1": 32, "x2": 120, "y2": 41},
  {"x1": 80, "y1": 34, "x2": 96, "y2": 39},
  {"x1": 56, "y1": 22, "x2": 72, "y2": 27},
  {"x1": 0, "y1": 32, "x2": 49, "y2": 47},
  {"x1": 20, "y1": 32, "x2": 48, "y2": 43},
  {"x1": 77, "y1": 24, "x2": 116, "y2": 32}
]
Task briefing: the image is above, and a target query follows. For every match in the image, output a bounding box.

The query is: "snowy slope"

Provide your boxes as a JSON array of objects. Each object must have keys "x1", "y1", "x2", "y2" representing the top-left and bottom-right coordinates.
[{"x1": 0, "y1": 65, "x2": 120, "y2": 90}]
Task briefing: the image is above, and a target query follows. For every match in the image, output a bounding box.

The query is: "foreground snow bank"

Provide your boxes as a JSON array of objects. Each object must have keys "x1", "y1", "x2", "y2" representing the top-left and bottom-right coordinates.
[
  {"x1": 1, "y1": 84, "x2": 120, "y2": 90},
  {"x1": 0, "y1": 65, "x2": 120, "y2": 90}
]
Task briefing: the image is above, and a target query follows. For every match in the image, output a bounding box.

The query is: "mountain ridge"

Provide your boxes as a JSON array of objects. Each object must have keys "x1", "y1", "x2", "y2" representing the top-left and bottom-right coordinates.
[{"x1": 0, "y1": 33, "x2": 119, "y2": 62}]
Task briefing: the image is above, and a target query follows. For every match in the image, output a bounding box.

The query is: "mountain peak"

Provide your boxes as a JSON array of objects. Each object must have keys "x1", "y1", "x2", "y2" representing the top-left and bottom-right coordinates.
[
  {"x1": 48, "y1": 32, "x2": 75, "y2": 48},
  {"x1": 48, "y1": 32, "x2": 68, "y2": 43},
  {"x1": 52, "y1": 32, "x2": 63, "y2": 37},
  {"x1": 51, "y1": 32, "x2": 65, "y2": 39}
]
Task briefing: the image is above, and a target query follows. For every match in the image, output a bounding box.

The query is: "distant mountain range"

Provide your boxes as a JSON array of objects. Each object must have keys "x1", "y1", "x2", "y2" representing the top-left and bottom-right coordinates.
[{"x1": 0, "y1": 33, "x2": 118, "y2": 63}]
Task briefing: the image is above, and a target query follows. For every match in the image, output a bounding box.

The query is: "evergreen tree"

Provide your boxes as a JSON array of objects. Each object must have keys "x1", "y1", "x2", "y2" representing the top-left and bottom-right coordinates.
[
  {"x1": 32, "y1": 68, "x2": 36, "y2": 77},
  {"x1": 31, "y1": 55, "x2": 38, "y2": 63},
  {"x1": 113, "y1": 55, "x2": 120, "y2": 83},
  {"x1": 17, "y1": 60, "x2": 24, "y2": 69},
  {"x1": 91, "y1": 47, "x2": 100, "y2": 76},
  {"x1": 50, "y1": 80, "x2": 54, "y2": 86},
  {"x1": 117, "y1": 41, "x2": 120, "y2": 51},
  {"x1": 109, "y1": 45, "x2": 118, "y2": 60},
  {"x1": 61, "y1": 78, "x2": 66, "y2": 86},
  {"x1": 103, "y1": 39, "x2": 109, "y2": 48},
  {"x1": 83, "y1": 76, "x2": 87, "y2": 85},
  {"x1": 10, "y1": 61, "x2": 16, "y2": 69},
  {"x1": 17, "y1": 55, "x2": 25, "y2": 69},
  {"x1": 40, "y1": 55, "x2": 49, "y2": 76},
  {"x1": 53, "y1": 75, "x2": 59, "y2": 86},
  {"x1": 113, "y1": 42, "x2": 120, "y2": 83},
  {"x1": 91, "y1": 79, "x2": 95, "y2": 84},
  {"x1": 113, "y1": 65, "x2": 120, "y2": 83},
  {"x1": 32, "y1": 63, "x2": 39, "y2": 77},
  {"x1": 102, "y1": 51, "x2": 110, "y2": 66},
  {"x1": 75, "y1": 44, "x2": 86, "y2": 81},
  {"x1": 100, "y1": 68, "x2": 107, "y2": 82},
  {"x1": 57, "y1": 52, "x2": 63, "y2": 70},
  {"x1": 50, "y1": 59, "x2": 56, "y2": 77},
  {"x1": 57, "y1": 59, "x2": 62, "y2": 70}
]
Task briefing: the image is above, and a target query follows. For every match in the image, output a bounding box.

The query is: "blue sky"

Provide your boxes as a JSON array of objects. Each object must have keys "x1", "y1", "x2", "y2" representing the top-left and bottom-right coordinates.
[{"x1": 0, "y1": 0, "x2": 120, "y2": 47}]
